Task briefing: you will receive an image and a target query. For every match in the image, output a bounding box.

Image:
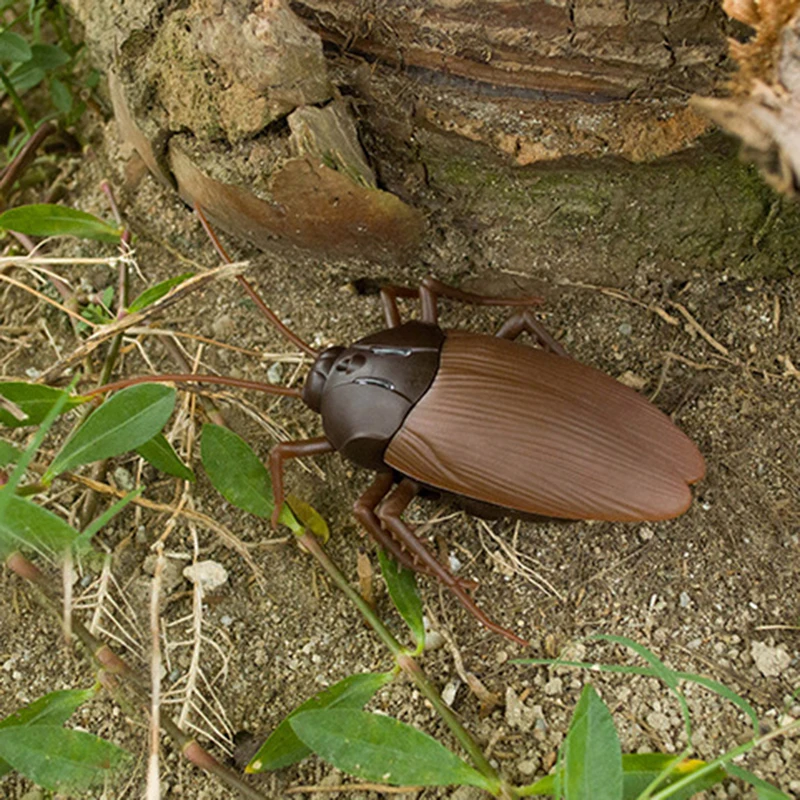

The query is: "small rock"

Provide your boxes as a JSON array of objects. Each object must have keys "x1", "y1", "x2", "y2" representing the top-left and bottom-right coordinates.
[
  {"x1": 679, "y1": 591, "x2": 691, "y2": 608},
  {"x1": 267, "y1": 362, "x2": 283, "y2": 383},
  {"x1": 543, "y1": 677, "x2": 563, "y2": 696},
  {"x1": 617, "y1": 370, "x2": 648, "y2": 390},
  {"x1": 505, "y1": 687, "x2": 537, "y2": 733},
  {"x1": 618, "y1": 322, "x2": 633, "y2": 336},
  {"x1": 183, "y1": 560, "x2": 229, "y2": 594},
  {"x1": 450, "y1": 787, "x2": 486, "y2": 800},
  {"x1": 422, "y1": 616, "x2": 444, "y2": 650},
  {"x1": 442, "y1": 680, "x2": 460, "y2": 707},
  {"x1": 639, "y1": 526, "x2": 655, "y2": 541},
  {"x1": 517, "y1": 757, "x2": 539, "y2": 776},
  {"x1": 113, "y1": 466, "x2": 135, "y2": 491},
  {"x1": 646, "y1": 711, "x2": 671, "y2": 732},
  {"x1": 751, "y1": 641, "x2": 791, "y2": 678},
  {"x1": 424, "y1": 630, "x2": 445, "y2": 650},
  {"x1": 143, "y1": 554, "x2": 184, "y2": 593},
  {"x1": 212, "y1": 314, "x2": 235, "y2": 340}
]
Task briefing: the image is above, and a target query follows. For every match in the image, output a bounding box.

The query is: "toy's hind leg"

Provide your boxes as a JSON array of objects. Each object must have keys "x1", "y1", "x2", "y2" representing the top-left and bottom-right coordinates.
[
  {"x1": 376, "y1": 479, "x2": 529, "y2": 646},
  {"x1": 495, "y1": 309, "x2": 569, "y2": 356},
  {"x1": 379, "y1": 276, "x2": 543, "y2": 327}
]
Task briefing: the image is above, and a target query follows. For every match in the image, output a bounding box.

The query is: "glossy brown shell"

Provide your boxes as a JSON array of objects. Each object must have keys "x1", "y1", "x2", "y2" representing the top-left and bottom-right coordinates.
[{"x1": 384, "y1": 331, "x2": 705, "y2": 521}]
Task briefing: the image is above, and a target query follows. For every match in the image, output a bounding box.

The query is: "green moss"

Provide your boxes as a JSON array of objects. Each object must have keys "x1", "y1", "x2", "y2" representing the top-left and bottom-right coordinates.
[{"x1": 424, "y1": 136, "x2": 800, "y2": 279}]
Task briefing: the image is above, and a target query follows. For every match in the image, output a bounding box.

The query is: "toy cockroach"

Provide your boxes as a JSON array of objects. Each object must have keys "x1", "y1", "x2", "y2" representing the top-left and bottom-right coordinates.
[{"x1": 108, "y1": 209, "x2": 705, "y2": 646}]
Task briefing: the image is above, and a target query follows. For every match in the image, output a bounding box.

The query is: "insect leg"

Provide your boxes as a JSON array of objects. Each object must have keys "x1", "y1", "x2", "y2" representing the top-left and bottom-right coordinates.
[
  {"x1": 377, "y1": 479, "x2": 529, "y2": 647},
  {"x1": 379, "y1": 285, "x2": 418, "y2": 329},
  {"x1": 495, "y1": 309, "x2": 570, "y2": 356},
  {"x1": 268, "y1": 437, "x2": 335, "y2": 529},
  {"x1": 419, "y1": 276, "x2": 544, "y2": 321},
  {"x1": 352, "y1": 472, "x2": 427, "y2": 571}
]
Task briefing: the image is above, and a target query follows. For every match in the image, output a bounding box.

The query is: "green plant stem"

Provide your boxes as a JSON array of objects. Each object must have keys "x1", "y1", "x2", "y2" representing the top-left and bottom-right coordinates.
[
  {"x1": 636, "y1": 747, "x2": 692, "y2": 799},
  {"x1": 397, "y1": 653, "x2": 502, "y2": 791},
  {"x1": 0, "y1": 66, "x2": 35, "y2": 135},
  {"x1": 298, "y1": 532, "x2": 504, "y2": 792},
  {"x1": 648, "y1": 720, "x2": 800, "y2": 800},
  {"x1": 298, "y1": 532, "x2": 402, "y2": 657}
]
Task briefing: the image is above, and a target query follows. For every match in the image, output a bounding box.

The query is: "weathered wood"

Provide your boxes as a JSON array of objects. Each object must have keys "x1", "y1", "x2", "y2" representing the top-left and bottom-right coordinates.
[{"x1": 694, "y1": 0, "x2": 800, "y2": 196}]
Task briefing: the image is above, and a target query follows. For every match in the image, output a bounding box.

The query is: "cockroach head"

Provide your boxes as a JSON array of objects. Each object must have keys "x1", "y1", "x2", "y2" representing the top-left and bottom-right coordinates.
[{"x1": 302, "y1": 346, "x2": 345, "y2": 413}]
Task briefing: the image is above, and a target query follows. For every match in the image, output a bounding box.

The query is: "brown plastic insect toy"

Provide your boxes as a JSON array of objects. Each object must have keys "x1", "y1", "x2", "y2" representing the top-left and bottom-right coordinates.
[{"x1": 124, "y1": 209, "x2": 705, "y2": 646}]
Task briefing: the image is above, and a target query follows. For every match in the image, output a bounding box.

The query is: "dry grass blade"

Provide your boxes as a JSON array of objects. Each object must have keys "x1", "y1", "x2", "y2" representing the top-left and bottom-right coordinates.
[
  {"x1": 38, "y1": 260, "x2": 250, "y2": 382},
  {"x1": 476, "y1": 518, "x2": 564, "y2": 601},
  {"x1": 57, "y1": 471, "x2": 273, "y2": 587},
  {"x1": 667, "y1": 301, "x2": 730, "y2": 356}
]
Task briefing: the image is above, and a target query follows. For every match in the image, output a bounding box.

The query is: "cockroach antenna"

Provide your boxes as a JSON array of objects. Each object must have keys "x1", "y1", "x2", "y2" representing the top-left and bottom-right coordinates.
[{"x1": 194, "y1": 205, "x2": 319, "y2": 359}]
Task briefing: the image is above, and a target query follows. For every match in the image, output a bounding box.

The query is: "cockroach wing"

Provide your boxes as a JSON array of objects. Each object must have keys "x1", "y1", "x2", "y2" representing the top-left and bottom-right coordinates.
[{"x1": 384, "y1": 331, "x2": 705, "y2": 521}]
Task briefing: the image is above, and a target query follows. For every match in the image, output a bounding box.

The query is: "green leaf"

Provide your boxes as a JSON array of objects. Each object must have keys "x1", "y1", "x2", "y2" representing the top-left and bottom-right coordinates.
[
  {"x1": 46, "y1": 384, "x2": 176, "y2": 481},
  {"x1": 0, "y1": 439, "x2": 21, "y2": 467},
  {"x1": 136, "y1": 433, "x2": 194, "y2": 481},
  {"x1": 0, "y1": 725, "x2": 129, "y2": 792},
  {"x1": 563, "y1": 685, "x2": 622, "y2": 800},
  {"x1": 289, "y1": 710, "x2": 496, "y2": 791},
  {"x1": 127, "y1": 272, "x2": 194, "y2": 313},
  {"x1": 377, "y1": 549, "x2": 424, "y2": 648},
  {"x1": 726, "y1": 764, "x2": 789, "y2": 799},
  {"x1": 0, "y1": 204, "x2": 122, "y2": 243},
  {"x1": 0, "y1": 382, "x2": 85, "y2": 428},
  {"x1": 27, "y1": 43, "x2": 70, "y2": 70},
  {"x1": 9, "y1": 62, "x2": 44, "y2": 93},
  {"x1": 286, "y1": 493, "x2": 328, "y2": 542},
  {"x1": 0, "y1": 31, "x2": 32, "y2": 63},
  {"x1": 0, "y1": 494, "x2": 81, "y2": 559},
  {"x1": 519, "y1": 754, "x2": 725, "y2": 799},
  {"x1": 0, "y1": 376, "x2": 79, "y2": 521},
  {"x1": 200, "y1": 424, "x2": 300, "y2": 531},
  {"x1": 248, "y1": 672, "x2": 394, "y2": 773},
  {"x1": 49, "y1": 77, "x2": 72, "y2": 113},
  {"x1": 620, "y1": 754, "x2": 724, "y2": 800},
  {"x1": 0, "y1": 689, "x2": 96, "y2": 778}
]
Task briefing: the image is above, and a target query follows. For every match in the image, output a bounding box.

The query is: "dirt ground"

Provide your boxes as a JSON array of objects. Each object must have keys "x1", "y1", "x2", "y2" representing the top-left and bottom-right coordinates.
[{"x1": 0, "y1": 117, "x2": 799, "y2": 800}]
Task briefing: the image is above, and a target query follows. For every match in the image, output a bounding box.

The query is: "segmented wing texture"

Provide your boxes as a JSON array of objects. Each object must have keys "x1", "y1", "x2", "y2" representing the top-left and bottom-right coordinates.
[{"x1": 384, "y1": 331, "x2": 705, "y2": 521}]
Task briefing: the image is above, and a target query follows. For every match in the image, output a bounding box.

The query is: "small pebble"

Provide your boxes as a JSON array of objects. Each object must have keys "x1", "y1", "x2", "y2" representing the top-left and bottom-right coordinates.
[
  {"x1": 679, "y1": 591, "x2": 691, "y2": 608},
  {"x1": 543, "y1": 677, "x2": 563, "y2": 696},
  {"x1": 751, "y1": 641, "x2": 791, "y2": 677},
  {"x1": 646, "y1": 711, "x2": 671, "y2": 732},
  {"x1": 267, "y1": 362, "x2": 283, "y2": 383},
  {"x1": 211, "y1": 314, "x2": 235, "y2": 339},
  {"x1": 424, "y1": 630, "x2": 445, "y2": 650},
  {"x1": 183, "y1": 560, "x2": 229, "y2": 593},
  {"x1": 441, "y1": 680, "x2": 460, "y2": 707},
  {"x1": 517, "y1": 758, "x2": 538, "y2": 776},
  {"x1": 113, "y1": 466, "x2": 135, "y2": 491},
  {"x1": 618, "y1": 322, "x2": 633, "y2": 335}
]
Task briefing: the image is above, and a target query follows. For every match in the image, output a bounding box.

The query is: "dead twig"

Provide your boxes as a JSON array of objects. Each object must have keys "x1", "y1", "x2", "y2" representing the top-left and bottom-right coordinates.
[
  {"x1": 38, "y1": 261, "x2": 250, "y2": 383},
  {"x1": 286, "y1": 783, "x2": 423, "y2": 794},
  {"x1": 147, "y1": 546, "x2": 165, "y2": 800},
  {"x1": 5, "y1": 551, "x2": 269, "y2": 800},
  {"x1": 39, "y1": 468, "x2": 282, "y2": 587},
  {"x1": 667, "y1": 301, "x2": 730, "y2": 357}
]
